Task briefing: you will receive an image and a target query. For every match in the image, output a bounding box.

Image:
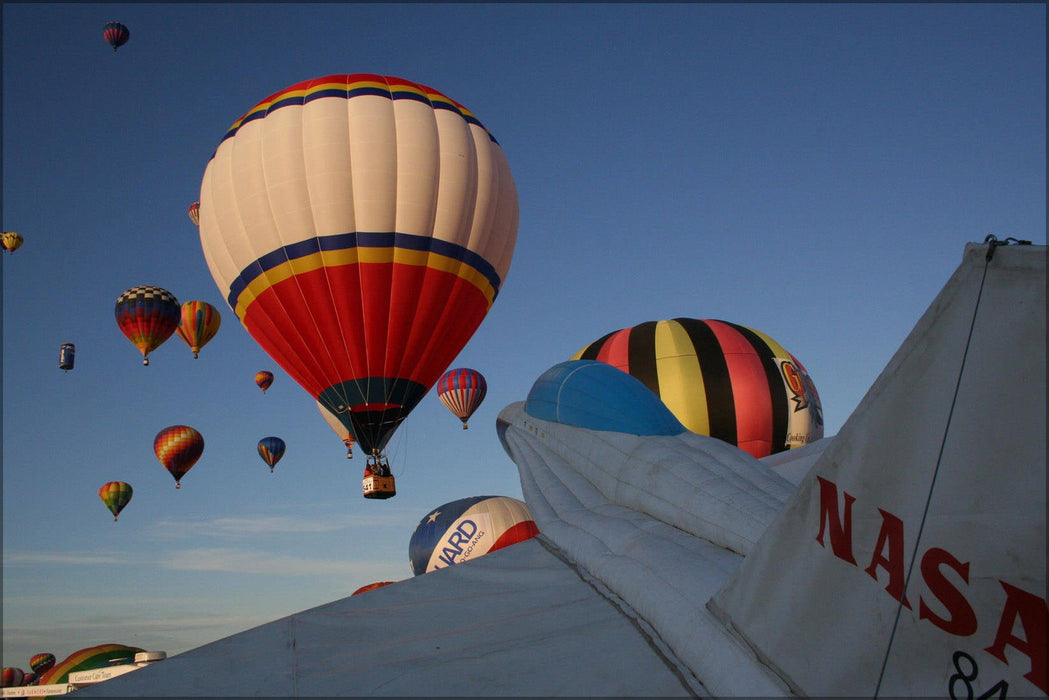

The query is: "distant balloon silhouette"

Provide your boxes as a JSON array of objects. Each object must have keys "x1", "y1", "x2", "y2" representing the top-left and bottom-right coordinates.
[{"x1": 103, "y1": 21, "x2": 129, "y2": 51}]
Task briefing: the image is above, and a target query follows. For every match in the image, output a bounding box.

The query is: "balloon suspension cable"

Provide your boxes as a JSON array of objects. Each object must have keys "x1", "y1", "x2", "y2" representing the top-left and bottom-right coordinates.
[{"x1": 983, "y1": 233, "x2": 1032, "y2": 261}]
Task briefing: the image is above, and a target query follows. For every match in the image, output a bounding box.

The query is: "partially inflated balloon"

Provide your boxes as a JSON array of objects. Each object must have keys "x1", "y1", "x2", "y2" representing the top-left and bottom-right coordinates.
[
  {"x1": 37, "y1": 644, "x2": 143, "y2": 685},
  {"x1": 572, "y1": 318, "x2": 823, "y2": 458},
  {"x1": 351, "y1": 581, "x2": 395, "y2": 596},
  {"x1": 257, "y1": 436, "x2": 286, "y2": 472},
  {"x1": 98, "y1": 481, "x2": 133, "y2": 521},
  {"x1": 437, "y1": 368, "x2": 487, "y2": 429},
  {"x1": 255, "y1": 370, "x2": 273, "y2": 393},
  {"x1": 103, "y1": 21, "x2": 129, "y2": 51},
  {"x1": 29, "y1": 653, "x2": 55, "y2": 676},
  {"x1": 188, "y1": 201, "x2": 200, "y2": 226},
  {"x1": 198, "y1": 74, "x2": 518, "y2": 478},
  {"x1": 154, "y1": 425, "x2": 204, "y2": 488},
  {"x1": 115, "y1": 285, "x2": 181, "y2": 366},
  {"x1": 409, "y1": 495, "x2": 538, "y2": 575},
  {"x1": 175, "y1": 300, "x2": 221, "y2": 358},
  {"x1": 317, "y1": 400, "x2": 354, "y2": 458},
  {"x1": 1, "y1": 231, "x2": 23, "y2": 254}
]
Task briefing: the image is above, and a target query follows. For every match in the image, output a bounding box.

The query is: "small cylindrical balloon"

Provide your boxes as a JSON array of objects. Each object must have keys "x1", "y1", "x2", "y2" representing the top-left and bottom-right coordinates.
[
  {"x1": 29, "y1": 653, "x2": 55, "y2": 676},
  {"x1": 115, "y1": 285, "x2": 181, "y2": 366},
  {"x1": 98, "y1": 481, "x2": 133, "y2": 521},
  {"x1": 257, "y1": 436, "x2": 286, "y2": 473},
  {"x1": 103, "y1": 21, "x2": 129, "y2": 51},
  {"x1": 154, "y1": 425, "x2": 204, "y2": 488},
  {"x1": 188, "y1": 201, "x2": 200, "y2": 227},
  {"x1": 255, "y1": 370, "x2": 274, "y2": 393},
  {"x1": 59, "y1": 343, "x2": 75, "y2": 371},
  {"x1": 317, "y1": 400, "x2": 355, "y2": 458},
  {"x1": 409, "y1": 496, "x2": 538, "y2": 575},
  {"x1": 175, "y1": 300, "x2": 221, "y2": 358},
  {"x1": 437, "y1": 368, "x2": 487, "y2": 429},
  {"x1": 1, "y1": 231, "x2": 23, "y2": 254}
]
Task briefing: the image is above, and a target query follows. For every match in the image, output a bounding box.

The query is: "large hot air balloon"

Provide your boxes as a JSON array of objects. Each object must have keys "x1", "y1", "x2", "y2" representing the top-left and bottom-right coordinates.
[
  {"x1": 1, "y1": 231, "x2": 23, "y2": 254},
  {"x1": 409, "y1": 495, "x2": 538, "y2": 575},
  {"x1": 153, "y1": 425, "x2": 204, "y2": 488},
  {"x1": 1, "y1": 668, "x2": 24, "y2": 688},
  {"x1": 175, "y1": 300, "x2": 221, "y2": 358},
  {"x1": 115, "y1": 285, "x2": 181, "y2": 366},
  {"x1": 197, "y1": 74, "x2": 519, "y2": 498},
  {"x1": 188, "y1": 201, "x2": 200, "y2": 226},
  {"x1": 257, "y1": 436, "x2": 286, "y2": 473},
  {"x1": 572, "y1": 318, "x2": 824, "y2": 458},
  {"x1": 103, "y1": 21, "x2": 129, "y2": 51},
  {"x1": 29, "y1": 653, "x2": 55, "y2": 676},
  {"x1": 98, "y1": 481, "x2": 133, "y2": 521},
  {"x1": 255, "y1": 370, "x2": 274, "y2": 393},
  {"x1": 436, "y1": 368, "x2": 487, "y2": 429},
  {"x1": 37, "y1": 644, "x2": 143, "y2": 686},
  {"x1": 317, "y1": 400, "x2": 354, "y2": 458}
]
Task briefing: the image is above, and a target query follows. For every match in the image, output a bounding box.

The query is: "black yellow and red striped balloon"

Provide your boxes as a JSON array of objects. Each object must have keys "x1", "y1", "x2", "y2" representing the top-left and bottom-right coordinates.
[{"x1": 572, "y1": 318, "x2": 823, "y2": 458}]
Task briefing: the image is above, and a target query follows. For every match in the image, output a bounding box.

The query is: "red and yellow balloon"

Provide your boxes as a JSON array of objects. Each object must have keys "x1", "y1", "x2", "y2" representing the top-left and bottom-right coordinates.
[
  {"x1": 175, "y1": 300, "x2": 221, "y2": 358},
  {"x1": 197, "y1": 74, "x2": 518, "y2": 479},
  {"x1": 153, "y1": 425, "x2": 204, "y2": 488}
]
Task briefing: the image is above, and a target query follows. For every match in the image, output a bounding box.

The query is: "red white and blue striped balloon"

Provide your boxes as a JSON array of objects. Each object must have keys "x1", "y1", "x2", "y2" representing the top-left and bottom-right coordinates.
[
  {"x1": 436, "y1": 368, "x2": 487, "y2": 429},
  {"x1": 409, "y1": 495, "x2": 538, "y2": 575}
]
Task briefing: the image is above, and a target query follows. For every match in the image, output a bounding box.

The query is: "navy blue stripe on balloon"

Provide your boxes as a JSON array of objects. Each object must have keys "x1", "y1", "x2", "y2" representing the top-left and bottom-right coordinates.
[{"x1": 226, "y1": 231, "x2": 503, "y2": 311}]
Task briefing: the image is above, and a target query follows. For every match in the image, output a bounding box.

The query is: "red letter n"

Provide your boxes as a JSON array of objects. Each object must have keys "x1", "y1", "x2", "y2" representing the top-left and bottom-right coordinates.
[{"x1": 815, "y1": 476, "x2": 857, "y2": 565}]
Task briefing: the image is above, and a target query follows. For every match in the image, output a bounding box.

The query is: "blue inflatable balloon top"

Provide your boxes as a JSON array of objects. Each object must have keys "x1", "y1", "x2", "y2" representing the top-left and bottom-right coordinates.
[{"x1": 524, "y1": 360, "x2": 686, "y2": 436}]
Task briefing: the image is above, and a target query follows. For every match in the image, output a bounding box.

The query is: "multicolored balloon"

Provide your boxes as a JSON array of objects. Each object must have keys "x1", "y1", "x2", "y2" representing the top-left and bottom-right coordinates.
[
  {"x1": 188, "y1": 201, "x2": 200, "y2": 226},
  {"x1": 197, "y1": 74, "x2": 519, "y2": 479},
  {"x1": 115, "y1": 285, "x2": 181, "y2": 366},
  {"x1": 436, "y1": 368, "x2": 487, "y2": 429},
  {"x1": 409, "y1": 495, "x2": 538, "y2": 576},
  {"x1": 1, "y1": 231, "x2": 23, "y2": 254},
  {"x1": 37, "y1": 644, "x2": 143, "y2": 686},
  {"x1": 99, "y1": 481, "x2": 133, "y2": 521},
  {"x1": 1, "y1": 668, "x2": 24, "y2": 688},
  {"x1": 257, "y1": 436, "x2": 286, "y2": 473},
  {"x1": 103, "y1": 21, "x2": 129, "y2": 51},
  {"x1": 29, "y1": 653, "x2": 55, "y2": 676},
  {"x1": 153, "y1": 425, "x2": 204, "y2": 488},
  {"x1": 255, "y1": 370, "x2": 274, "y2": 394},
  {"x1": 317, "y1": 400, "x2": 354, "y2": 458},
  {"x1": 175, "y1": 300, "x2": 221, "y2": 358},
  {"x1": 572, "y1": 318, "x2": 824, "y2": 458}
]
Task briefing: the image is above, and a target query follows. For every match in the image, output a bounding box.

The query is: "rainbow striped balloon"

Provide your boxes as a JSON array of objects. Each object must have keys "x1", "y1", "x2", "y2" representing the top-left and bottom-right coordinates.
[
  {"x1": 572, "y1": 318, "x2": 824, "y2": 458},
  {"x1": 175, "y1": 300, "x2": 221, "y2": 358},
  {"x1": 153, "y1": 425, "x2": 204, "y2": 488}
]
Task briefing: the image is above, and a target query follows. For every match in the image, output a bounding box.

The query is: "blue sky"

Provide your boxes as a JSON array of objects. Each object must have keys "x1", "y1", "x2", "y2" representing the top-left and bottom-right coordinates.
[{"x1": 2, "y1": 3, "x2": 1044, "y2": 671}]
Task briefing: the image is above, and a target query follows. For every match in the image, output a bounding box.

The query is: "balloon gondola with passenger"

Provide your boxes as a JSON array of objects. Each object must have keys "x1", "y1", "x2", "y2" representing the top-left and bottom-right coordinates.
[{"x1": 196, "y1": 74, "x2": 519, "y2": 499}]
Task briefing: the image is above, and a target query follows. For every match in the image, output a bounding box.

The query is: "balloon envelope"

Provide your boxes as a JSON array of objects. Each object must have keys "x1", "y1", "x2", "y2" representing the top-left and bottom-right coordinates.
[
  {"x1": 1, "y1": 231, "x2": 23, "y2": 253},
  {"x1": 437, "y1": 368, "x2": 487, "y2": 429},
  {"x1": 175, "y1": 300, "x2": 221, "y2": 358},
  {"x1": 197, "y1": 74, "x2": 518, "y2": 462},
  {"x1": 103, "y1": 21, "x2": 129, "y2": 51},
  {"x1": 153, "y1": 425, "x2": 204, "y2": 487},
  {"x1": 255, "y1": 370, "x2": 273, "y2": 393},
  {"x1": 115, "y1": 285, "x2": 181, "y2": 365},
  {"x1": 572, "y1": 318, "x2": 824, "y2": 458},
  {"x1": 1, "y1": 668, "x2": 24, "y2": 688},
  {"x1": 98, "y1": 481, "x2": 133, "y2": 521},
  {"x1": 37, "y1": 644, "x2": 143, "y2": 685},
  {"x1": 409, "y1": 495, "x2": 538, "y2": 575},
  {"x1": 257, "y1": 436, "x2": 286, "y2": 471},
  {"x1": 29, "y1": 653, "x2": 55, "y2": 675},
  {"x1": 188, "y1": 201, "x2": 200, "y2": 226},
  {"x1": 351, "y1": 581, "x2": 396, "y2": 596}
]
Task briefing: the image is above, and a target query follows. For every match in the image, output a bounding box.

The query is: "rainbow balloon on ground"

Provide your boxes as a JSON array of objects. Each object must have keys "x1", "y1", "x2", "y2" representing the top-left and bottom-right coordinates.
[
  {"x1": 409, "y1": 495, "x2": 538, "y2": 575},
  {"x1": 37, "y1": 644, "x2": 143, "y2": 685}
]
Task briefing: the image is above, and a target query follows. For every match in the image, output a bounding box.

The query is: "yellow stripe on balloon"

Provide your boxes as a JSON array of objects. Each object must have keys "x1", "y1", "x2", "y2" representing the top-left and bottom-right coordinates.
[
  {"x1": 654, "y1": 320, "x2": 710, "y2": 436},
  {"x1": 234, "y1": 247, "x2": 497, "y2": 319}
]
